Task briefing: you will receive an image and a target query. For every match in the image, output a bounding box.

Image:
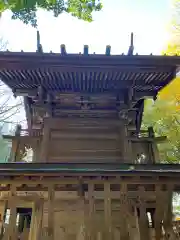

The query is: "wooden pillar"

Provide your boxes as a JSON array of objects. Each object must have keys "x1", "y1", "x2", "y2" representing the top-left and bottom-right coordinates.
[
  {"x1": 48, "y1": 185, "x2": 55, "y2": 240},
  {"x1": 128, "y1": 207, "x2": 140, "y2": 240},
  {"x1": 5, "y1": 185, "x2": 17, "y2": 240},
  {"x1": 18, "y1": 213, "x2": 24, "y2": 233},
  {"x1": 97, "y1": 231, "x2": 102, "y2": 240},
  {"x1": 148, "y1": 127, "x2": 159, "y2": 163},
  {"x1": 0, "y1": 200, "x2": 7, "y2": 238},
  {"x1": 120, "y1": 122, "x2": 132, "y2": 163},
  {"x1": 138, "y1": 186, "x2": 150, "y2": 240},
  {"x1": 39, "y1": 122, "x2": 50, "y2": 162},
  {"x1": 77, "y1": 182, "x2": 86, "y2": 240},
  {"x1": 88, "y1": 183, "x2": 95, "y2": 240},
  {"x1": 119, "y1": 184, "x2": 129, "y2": 240},
  {"x1": 122, "y1": 124, "x2": 129, "y2": 161},
  {"x1": 104, "y1": 182, "x2": 112, "y2": 240},
  {"x1": 59, "y1": 227, "x2": 67, "y2": 240},
  {"x1": 32, "y1": 140, "x2": 40, "y2": 163},
  {"x1": 154, "y1": 185, "x2": 163, "y2": 240},
  {"x1": 29, "y1": 200, "x2": 44, "y2": 240},
  {"x1": 10, "y1": 124, "x2": 21, "y2": 162},
  {"x1": 163, "y1": 186, "x2": 174, "y2": 238}
]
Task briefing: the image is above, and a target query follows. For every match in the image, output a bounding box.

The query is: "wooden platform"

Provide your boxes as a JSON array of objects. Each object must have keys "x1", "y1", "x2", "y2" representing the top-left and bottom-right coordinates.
[{"x1": 0, "y1": 163, "x2": 179, "y2": 240}]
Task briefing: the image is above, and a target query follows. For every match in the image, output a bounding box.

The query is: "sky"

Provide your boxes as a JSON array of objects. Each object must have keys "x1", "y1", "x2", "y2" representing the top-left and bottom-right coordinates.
[{"x1": 0, "y1": 0, "x2": 172, "y2": 54}]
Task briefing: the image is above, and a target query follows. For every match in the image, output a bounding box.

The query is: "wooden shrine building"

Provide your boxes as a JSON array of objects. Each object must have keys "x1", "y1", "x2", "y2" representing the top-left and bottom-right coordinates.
[{"x1": 0, "y1": 33, "x2": 180, "y2": 239}]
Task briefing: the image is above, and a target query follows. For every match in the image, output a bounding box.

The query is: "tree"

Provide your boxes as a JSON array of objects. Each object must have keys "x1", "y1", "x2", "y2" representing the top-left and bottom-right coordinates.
[
  {"x1": 142, "y1": 0, "x2": 180, "y2": 164},
  {"x1": 142, "y1": 77, "x2": 180, "y2": 164},
  {"x1": 163, "y1": 0, "x2": 180, "y2": 55},
  {"x1": 0, "y1": 37, "x2": 25, "y2": 162},
  {"x1": 0, "y1": 0, "x2": 102, "y2": 27},
  {"x1": 0, "y1": 38, "x2": 24, "y2": 126},
  {"x1": 162, "y1": 0, "x2": 180, "y2": 55},
  {"x1": 142, "y1": 97, "x2": 180, "y2": 163}
]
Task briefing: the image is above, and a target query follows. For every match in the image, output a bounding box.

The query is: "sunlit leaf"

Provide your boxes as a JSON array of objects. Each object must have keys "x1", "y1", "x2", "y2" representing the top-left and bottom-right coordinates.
[{"x1": 0, "y1": 0, "x2": 102, "y2": 27}]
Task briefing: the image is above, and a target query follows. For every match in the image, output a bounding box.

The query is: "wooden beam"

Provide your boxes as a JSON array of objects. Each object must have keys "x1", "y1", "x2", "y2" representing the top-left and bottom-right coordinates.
[
  {"x1": 43, "y1": 117, "x2": 121, "y2": 129},
  {"x1": 3, "y1": 135, "x2": 39, "y2": 144},
  {"x1": 134, "y1": 90, "x2": 156, "y2": 100},
  {"x1": 127, "y1": 136, "x2": 166, "y2": 142},
  {"x1": 13, "y1": 80, "x2": 161, "y2": 97},
  {"x1": 0, "y1": 175, "x2": 180, "y2": 185},
  {"x1": 0, "y1": 51, "x2": 179, "y2": 68},
  {"x1": 2, "y1": 199, "x2": 157, "y2": 212},
  {"x1": 0, "y1": 59, "x2": 173, "y2": 72}
]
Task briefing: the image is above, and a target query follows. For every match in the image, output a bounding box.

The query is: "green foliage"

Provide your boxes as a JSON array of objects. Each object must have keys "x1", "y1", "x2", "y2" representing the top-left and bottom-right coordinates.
[
  {"x1": 142, "y1": 0, "x2": 180, "y2": 164},
  {"x1": 142, "y1": 99, "x2": 180, "y2": 163},
  {"x1": 0, "y1": 0, "x2": 103, "y2": 27}
]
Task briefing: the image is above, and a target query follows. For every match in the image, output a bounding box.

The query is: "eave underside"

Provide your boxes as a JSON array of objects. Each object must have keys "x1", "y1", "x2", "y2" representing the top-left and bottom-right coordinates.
[
  {"x1": 0, "y1": 52, "x2": 178, "y2": 93},
  {"x1": 0, "y1": 52, "x2": 179, "y2": 131}
]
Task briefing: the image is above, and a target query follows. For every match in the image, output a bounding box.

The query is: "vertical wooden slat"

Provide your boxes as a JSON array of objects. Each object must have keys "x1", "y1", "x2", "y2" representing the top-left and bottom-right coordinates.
[
  {"x1": 120, "y1": 123, "x2": 132, "y2": 163},
  {"x1": 29, "y1": 203, "x2": 36, "y2": 240},
  {"x1": 88, "y1": 183, "x2": 95, "y2": 240},
  {"x1": 48, "y1": 185, "x2": 55, "y2": 240},
  {"x1": 77, "y1": 182, "x2": 86, "y2": 240},
  {"x1": 29, "y1": 200, "x2": 44, "y2": 240},
  {"x1": 10, "y1": 124, "x2": 21, "y2": 162},
  {"x1": 0, "y1": 200, "x2": 8, "y2": 239},
  {"x1": 154, "y1": 185, "x2": 163, "y2": 240},
  {"x1": 119, "y1": 183, "x2": 129, "y2": 240},
  {"x1": 163, "y1": 185, "x2": 173, "y2": 238},
  {"x1": 138, "y1": 186, "x2": 150, "y2": 240},
  {"x1": 132, "y1": 207, "x2": 141, "y2": 240},
  {"x1": 148, "y1": 127, "x2": 160, "y2": 163},
  {"x1": 104, "y1": 182, "x2": 112, "y2": 240},
  {"x1": 6, "y1": 184, "x2": 17, "y2": 240},
  {"x1": 32, "y1": 140, "x2": 40, "y2": 162}
]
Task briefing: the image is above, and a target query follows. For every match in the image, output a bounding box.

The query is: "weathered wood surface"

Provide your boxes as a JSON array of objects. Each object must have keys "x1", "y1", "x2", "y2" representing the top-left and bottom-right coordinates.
[{"x1": 0, "y1": 180, "x2": 178, "y2": 240}]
